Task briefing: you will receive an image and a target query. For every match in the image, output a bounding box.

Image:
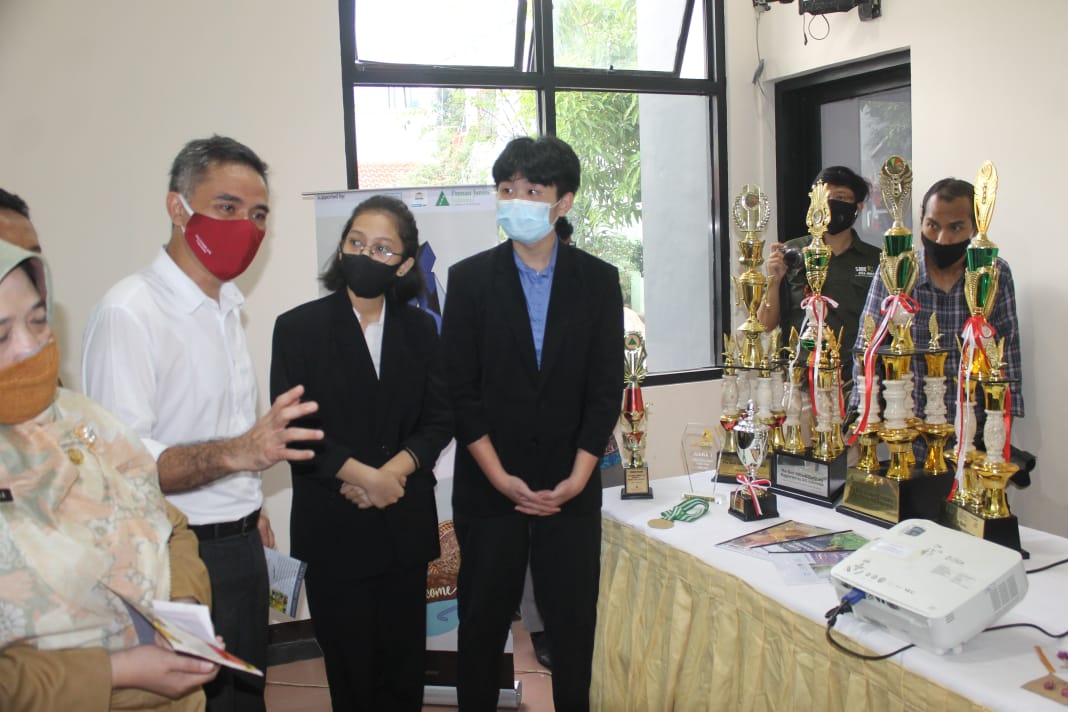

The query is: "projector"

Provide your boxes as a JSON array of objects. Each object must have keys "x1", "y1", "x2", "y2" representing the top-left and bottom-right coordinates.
[
  {"x1": 830, "y1": 519, "x2": 1027, "y2": 654},
  {"x1": 800, "y1": 0, "x2": 881, "y2": 20}
]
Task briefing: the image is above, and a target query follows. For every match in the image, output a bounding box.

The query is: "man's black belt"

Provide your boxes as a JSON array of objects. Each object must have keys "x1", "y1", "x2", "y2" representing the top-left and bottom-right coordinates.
[{"x1": 190, "y1": 509, "x2": 260, "y2": 540}]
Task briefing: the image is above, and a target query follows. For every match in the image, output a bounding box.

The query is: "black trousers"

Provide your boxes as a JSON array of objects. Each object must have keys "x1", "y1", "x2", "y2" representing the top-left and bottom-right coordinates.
[
  {"x1": 305, "y1": 564, "x2": 430, "y2": 712},
  {"x1": 455, "y1": 511, "x2": 601, "y2": 712},
  {"x1": 197, "y1": 528, "x2": 269, "y2": 712}
]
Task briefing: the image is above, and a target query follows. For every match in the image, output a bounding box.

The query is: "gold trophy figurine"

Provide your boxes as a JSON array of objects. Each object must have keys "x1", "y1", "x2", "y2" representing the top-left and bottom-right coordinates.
[
  {"x1": 877, "y1": 156, "x2": 918, "y2": 354},
  {"x1": 731, "y1": 185, "x2": 772, "y2": 369},
  {"x1": 852, "y1": 316, "x2": 882, "y2": 474},
  {"x1": 798, "y1": 181, "x2": 832, "y2": 349},
  {"x1": 913, "y1": 313, "x2": 956, "y2": 474},
  {"x1": 620, "y1": 331, "x2": 653, "y2": 499}
]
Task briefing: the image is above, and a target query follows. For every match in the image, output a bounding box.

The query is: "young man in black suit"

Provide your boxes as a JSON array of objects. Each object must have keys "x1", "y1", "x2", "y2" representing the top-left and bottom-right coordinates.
[{"x1": 441, "y1": 136, "x2": 624, "y2": 711}]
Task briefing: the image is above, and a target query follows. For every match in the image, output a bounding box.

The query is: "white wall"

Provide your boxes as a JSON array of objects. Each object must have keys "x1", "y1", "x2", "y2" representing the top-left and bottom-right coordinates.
[
  {"x1": 2, "y1": 0, "x2": 1063, "y2": 539},
  {"x1": 724, "y1": 0, "x2": 1066, "y2": 534},
  {"x1": 0, "y1": 0, "x2": 345, "y2": 556}
]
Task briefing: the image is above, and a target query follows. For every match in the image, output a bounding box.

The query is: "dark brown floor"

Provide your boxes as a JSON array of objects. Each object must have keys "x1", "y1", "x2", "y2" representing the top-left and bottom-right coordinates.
[{"x1": 265, "y1": 621, "x2": 555, "y2": 712}]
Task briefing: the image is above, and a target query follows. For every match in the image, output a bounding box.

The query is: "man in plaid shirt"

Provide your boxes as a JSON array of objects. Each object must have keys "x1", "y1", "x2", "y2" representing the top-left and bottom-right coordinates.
[{"x1": 850, "y1": 177, "x2": 1024, "y2": 428}]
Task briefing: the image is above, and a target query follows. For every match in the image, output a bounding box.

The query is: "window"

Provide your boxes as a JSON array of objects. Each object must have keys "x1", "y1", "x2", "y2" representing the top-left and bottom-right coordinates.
[
  {"x1": 774, "y1": 52, "x2": 911, "y2": 246},
  {"x1": 341, "y1": 0, "x2": 728, "y2": 378}
]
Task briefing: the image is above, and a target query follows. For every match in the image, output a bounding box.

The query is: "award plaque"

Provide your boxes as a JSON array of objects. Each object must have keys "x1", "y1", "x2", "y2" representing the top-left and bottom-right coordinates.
[
  {"x1": 770, "y1": 451, "x2": 847, "y2": 507},
  {"x1": 620, "y1": 332, "x2": 653, "y2": 499},
  {"x1": 681, "y1": 422, "x2": 721, "y2": 477}
]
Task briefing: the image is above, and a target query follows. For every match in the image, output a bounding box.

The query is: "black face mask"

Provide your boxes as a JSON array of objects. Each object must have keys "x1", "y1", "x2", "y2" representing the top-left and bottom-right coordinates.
[
  {"x1": 826, "y1": 199, "x2": 858, "y2": 235},
  {"x1": 921, "y1": 234, "x2": 970, "y2": 269},
  {"x1": 339, "y1": 253, "x2": 401, "y2": 298}
]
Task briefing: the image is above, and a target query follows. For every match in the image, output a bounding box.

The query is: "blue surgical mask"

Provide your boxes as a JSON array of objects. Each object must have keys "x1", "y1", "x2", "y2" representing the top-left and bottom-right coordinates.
[{"x1": 497, "y1": 199, "x2": 558, "y2": 245}]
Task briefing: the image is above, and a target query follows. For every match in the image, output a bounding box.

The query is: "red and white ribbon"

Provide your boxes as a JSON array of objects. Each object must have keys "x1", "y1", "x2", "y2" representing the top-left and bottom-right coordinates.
[
  {"x1": 798, "y1": 293, "x2": 839, "y2": 418},
  {"x1": 848, "y1": 292, "x2": 919, "y2": 445},
  {"x1": 949, "y1": 315, "x2": 998, "y2": 499},
  {"x1": 735, "y1": 473, "x2": 772, "y2": 516}
]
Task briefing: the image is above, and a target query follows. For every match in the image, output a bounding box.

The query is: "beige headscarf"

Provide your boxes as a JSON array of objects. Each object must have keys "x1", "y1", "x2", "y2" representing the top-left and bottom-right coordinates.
[{"x1": 0, "y1": 242, "x2": 172, "y2": 652}]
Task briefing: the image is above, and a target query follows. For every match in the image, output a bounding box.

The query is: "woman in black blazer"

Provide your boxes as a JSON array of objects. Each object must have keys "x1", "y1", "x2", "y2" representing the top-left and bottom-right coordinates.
[{"x1": 270, "y1": 196, "x2": 451, "y2": 712}]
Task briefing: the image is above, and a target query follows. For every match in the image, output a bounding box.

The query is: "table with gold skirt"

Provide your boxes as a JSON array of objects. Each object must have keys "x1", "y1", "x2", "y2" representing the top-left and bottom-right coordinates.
[{"x1": 591, "y1": 475, "x2": 1068, "y2": 712}]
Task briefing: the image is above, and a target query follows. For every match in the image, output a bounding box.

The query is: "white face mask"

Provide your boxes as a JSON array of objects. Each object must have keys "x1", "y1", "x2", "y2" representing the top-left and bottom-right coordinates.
[{"x1": 496, "y1": 199, "x2": 558, "y2": 244}]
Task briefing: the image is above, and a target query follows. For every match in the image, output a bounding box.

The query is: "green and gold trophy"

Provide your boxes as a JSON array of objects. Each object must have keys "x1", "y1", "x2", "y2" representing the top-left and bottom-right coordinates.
[
  {"x1": 769, "y1": 182, "x2": 848, "y2": 506},
  {"x1": 940, "y1": 161, "x2": 1024, "y2": 552},
  {"x1": 620, "y1": 331, "x2": 653, "y2": 499},
  {"x1": 838, "y1": 156, "x2": 954, "y2": 526}
]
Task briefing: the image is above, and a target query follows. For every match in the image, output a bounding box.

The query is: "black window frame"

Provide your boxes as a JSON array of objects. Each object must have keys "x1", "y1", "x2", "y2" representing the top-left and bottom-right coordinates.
[
  {"x1": 774, "y1": 50, "x2": 911, "y2": 245},
  {"x1": 337, "y1": 0, "x2": 729, "y2": 385}
]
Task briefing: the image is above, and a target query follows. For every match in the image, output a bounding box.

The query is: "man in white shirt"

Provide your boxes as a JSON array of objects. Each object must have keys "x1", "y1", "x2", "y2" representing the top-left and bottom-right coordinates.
[{"x1": 82, "y1": 135, "x2": 322, "y2": 712}]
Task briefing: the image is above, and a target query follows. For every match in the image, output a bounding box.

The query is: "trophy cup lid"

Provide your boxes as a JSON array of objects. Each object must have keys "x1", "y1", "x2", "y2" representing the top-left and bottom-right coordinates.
[
  {"x1": 971, "y1": 160, "x2": 999, "y2": 250},
  {"x1": 879, "y1": 155, "x2": 913, "y2": 235},
  {"x1": 732, "y1": 184, "x2": 771, "y2": 235}
]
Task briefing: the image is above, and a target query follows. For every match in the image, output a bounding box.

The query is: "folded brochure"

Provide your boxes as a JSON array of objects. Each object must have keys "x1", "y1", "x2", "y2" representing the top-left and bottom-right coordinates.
[{"x1": 117, "y1": 591, "x2": 262, "y2": 676}]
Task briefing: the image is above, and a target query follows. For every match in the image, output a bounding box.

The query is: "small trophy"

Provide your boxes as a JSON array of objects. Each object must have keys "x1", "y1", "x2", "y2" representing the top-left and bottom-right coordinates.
[
  {"x1": 729, "y1": 401, "x2": 778, "y2": 521},
  {"x1": 620, "y1": 331, "x2": 653, "y2": 499}
]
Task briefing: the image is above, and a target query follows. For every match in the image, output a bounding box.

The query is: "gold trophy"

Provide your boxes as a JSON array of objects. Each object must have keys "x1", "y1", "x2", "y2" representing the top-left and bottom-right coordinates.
[
  {"x1": 839, "y1": 156, "x2": 953, "y2": 526},
  {"x1": 731, "y1": 184, "x2": 771, "y2": 369},
  {"x1": 718, "y1": 186, "x2": 775, "y2": 484},
  {"x1": 769, "y1": 182, "x2": 848, "y2": 506},
  {"x1": 940, "y1": 161, "x2": 1023, "y2": 552},
  {"x1": 620, "y1": 331, "x2": 653, "y2": 499},
  {"x1": 913, "y1": 314, "x2": 956, "y2": 474}
]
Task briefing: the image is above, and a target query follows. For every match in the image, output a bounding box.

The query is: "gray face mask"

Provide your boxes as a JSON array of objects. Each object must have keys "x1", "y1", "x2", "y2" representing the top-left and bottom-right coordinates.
[{"x1": 921, "y1": 234, "x2": 970, "y2": 269}]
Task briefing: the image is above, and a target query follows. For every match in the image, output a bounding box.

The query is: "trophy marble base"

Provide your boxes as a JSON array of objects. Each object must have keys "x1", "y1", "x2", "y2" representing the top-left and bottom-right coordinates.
[
  {"x1": 620, "y1": 466, "x2": 654, "y2": 500},
  {"x1": 716, "y1": 451, "x2": 771, "y2": 483},
  {"x1": 836, "y1": 468, "x2": 954, "y2": 527},
  {"x1": 940, "y1": 501, "x2": 1028, "y2": 557},
  {"x1": 770, "y1": 451, "x2": 847, "y2": 507},
  {"x1": 728, "y1": 489, "x2": 779, "y2": 522}
]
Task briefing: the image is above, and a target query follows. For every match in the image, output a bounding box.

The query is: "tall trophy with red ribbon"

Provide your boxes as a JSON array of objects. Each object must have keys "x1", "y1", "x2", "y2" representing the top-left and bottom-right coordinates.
[
  {"x1": 620, "y1": 331, "x2": 653, "y2": 499},
  {"x1": 940, "y1": 161, "x2": 1023, "y2": 552},
  {"x1": 729, "y1": 401, "x2": 778, "y2": 521},
  {"x1": 839, "y1": 156, "x2": 955, "y2": 526},
  {"x1": 768, "y1": 182, "x2": 849, "y2": 506}
]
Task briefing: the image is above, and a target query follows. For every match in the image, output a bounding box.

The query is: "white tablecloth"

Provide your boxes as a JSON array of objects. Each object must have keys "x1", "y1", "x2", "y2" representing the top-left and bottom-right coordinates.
[{"x1": 598, "y1": 474, "x2": 1068, "y2": 711}]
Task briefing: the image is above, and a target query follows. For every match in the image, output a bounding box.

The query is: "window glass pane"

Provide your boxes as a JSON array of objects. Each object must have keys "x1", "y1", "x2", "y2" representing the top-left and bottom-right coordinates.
[
  {"x1": 678, "y1": 0, "x2": 707, "y2": 80},
  {"x1": 820, "y1": 86, "x2": 912, "y2": 247},
  {"x1": 354, "y1": 0, "x2": 526, "y2": 66},
  {"x1": 557, "y1": 91, "x2": 714, "y2": 372},
  {"x1": 554, "y1": 0, "x2": 690, "y2": 73},
  {"x1": 354, "y1": 87, "x2": 538, "y2": 188}
]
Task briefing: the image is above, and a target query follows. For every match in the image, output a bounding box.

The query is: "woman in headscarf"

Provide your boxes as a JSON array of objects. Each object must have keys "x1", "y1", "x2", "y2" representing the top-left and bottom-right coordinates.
[{"x1": 0, "y1": 241, "x2": 218, "y2": 711}]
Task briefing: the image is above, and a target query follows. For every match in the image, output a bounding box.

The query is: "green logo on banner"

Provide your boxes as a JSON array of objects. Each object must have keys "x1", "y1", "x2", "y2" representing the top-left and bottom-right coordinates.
[{"x1": 435, "y1": 192, "x2": 450, "y2": 206}]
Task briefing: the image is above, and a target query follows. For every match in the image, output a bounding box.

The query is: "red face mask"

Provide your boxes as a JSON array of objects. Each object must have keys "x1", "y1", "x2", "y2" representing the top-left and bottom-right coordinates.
[{"x1": 179, "y1": 195, "x2": 266, "y2": 281}]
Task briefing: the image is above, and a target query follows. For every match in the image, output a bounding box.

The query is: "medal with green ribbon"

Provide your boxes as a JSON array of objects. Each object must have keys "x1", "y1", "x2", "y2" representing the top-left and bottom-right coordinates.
[{"x1": 647, "y1": 497, "x2": 709, "y2": 529}]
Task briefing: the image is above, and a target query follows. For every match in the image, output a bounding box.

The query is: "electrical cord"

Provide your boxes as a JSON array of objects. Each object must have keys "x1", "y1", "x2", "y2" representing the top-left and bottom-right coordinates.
[
  {"x1": 824, "y1": 589, "x2": 916, "y2": 660},
  {"x1": 827, "y1": 586, "x2": 1068, "y2": 662},
  {"x1": 1026, "y1": 557, "x2": 1068, "y2": 575}
]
